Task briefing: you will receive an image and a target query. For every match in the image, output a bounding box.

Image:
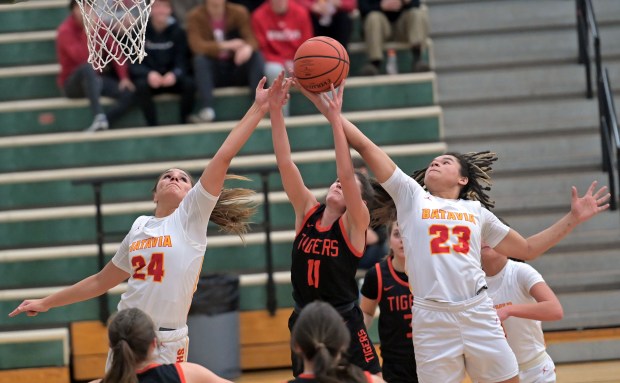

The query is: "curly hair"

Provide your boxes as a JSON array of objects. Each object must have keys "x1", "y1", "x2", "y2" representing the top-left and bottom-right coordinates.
[{"x1": 370, "y1": 151, "x2": 498, "y2": 226}]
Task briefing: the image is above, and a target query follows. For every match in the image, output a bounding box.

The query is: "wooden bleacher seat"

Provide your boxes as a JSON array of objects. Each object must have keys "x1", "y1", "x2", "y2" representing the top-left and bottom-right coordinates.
[{"x1": 0, "y1": 366, "x2": 69, "y2": 383}]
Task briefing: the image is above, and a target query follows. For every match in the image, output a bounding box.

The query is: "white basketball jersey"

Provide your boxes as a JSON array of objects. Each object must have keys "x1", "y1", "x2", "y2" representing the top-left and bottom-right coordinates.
[
  {"x1": 485, "y1": 260, "x2": 546, "y2": 364},
  {"x1": 381, "y1": 167, "x2": 509, "y2": 302},
  {"x1": 112, "y1": 182, "x2": 218, "y2": 329}
]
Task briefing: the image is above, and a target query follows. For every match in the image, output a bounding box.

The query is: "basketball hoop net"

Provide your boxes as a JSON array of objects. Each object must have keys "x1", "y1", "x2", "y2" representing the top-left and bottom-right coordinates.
[{"x1": 76, "y1": 0, "x2": 153, "y2": 71}]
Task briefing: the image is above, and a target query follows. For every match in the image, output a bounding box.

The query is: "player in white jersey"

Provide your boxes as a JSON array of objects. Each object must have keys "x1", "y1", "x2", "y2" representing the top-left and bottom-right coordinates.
[
  {"x1": 295, "y1": 81, "x2": 610, "y2": 383},
  {"x1": 482, "y1": 245, "x2": 562, "y2": 383},
  {"x1": 9, "y1": 74, "x2": 288, "y2": 364}
]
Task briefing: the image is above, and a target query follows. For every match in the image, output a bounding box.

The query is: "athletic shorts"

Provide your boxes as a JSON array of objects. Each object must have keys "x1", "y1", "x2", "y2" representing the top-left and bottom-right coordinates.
[
  {"x1": 105, "y1": 325, "x2": 189, "y2": 371},
  {"x1": 289, "y1": 304, "x2": 382, "y2": 376},
  {"x1": 412, "y1": 293, "x2": 518, "y2": 383},
  {"x1": 519, "y1": 352, "x2": 556, "y2": 383}
]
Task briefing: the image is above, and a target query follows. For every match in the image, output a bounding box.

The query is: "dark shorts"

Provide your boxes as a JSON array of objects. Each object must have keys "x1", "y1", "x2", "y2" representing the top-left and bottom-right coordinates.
[
  {"x1": 289, "y1": 304, "x2": 382, "y2": 376},
  {"x1": 383, "y1": 358, "x2": 419, "y2": 383}
]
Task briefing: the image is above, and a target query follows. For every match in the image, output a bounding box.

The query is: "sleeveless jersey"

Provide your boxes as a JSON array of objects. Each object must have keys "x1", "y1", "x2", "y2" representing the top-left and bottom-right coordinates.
[
  {"x1": 112, "y1": 182, "x2": 218, "y2": 329},
  {"x1": 360, "y1": 256, "x2": 414, "y2": 362},
  {"x1": 486, "y1": 260, "x2": 547, "y2": 364},
  {"x1": 137, "y1": 363, "x2": 184, "y2": 383},
  {"x1": 291, "y1": 204, "x2": 364, "y2": 308},
  {"x1": 287, "y1": 371, "x2": 373, "y2": 383},
  {"x1": 381, "y1": 167, "x2": 510, "y2": 302}
]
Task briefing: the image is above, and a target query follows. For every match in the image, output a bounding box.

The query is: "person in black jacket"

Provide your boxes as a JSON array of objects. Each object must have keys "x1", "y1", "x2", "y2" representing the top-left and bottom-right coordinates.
[{"x1": 131, "y1": 0, "x2": 195, "y2": 126}]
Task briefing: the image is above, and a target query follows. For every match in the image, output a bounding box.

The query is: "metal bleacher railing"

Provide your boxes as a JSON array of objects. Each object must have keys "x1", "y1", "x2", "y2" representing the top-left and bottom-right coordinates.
[{"x1": 576, "y1": 0, "x2": 619, "y2": 212}]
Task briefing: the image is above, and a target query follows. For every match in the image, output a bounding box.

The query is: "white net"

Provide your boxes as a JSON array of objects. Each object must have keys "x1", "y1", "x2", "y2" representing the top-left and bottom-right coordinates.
[{"x1": 76, "y1": 0, "x2": 153, "y2": 71}]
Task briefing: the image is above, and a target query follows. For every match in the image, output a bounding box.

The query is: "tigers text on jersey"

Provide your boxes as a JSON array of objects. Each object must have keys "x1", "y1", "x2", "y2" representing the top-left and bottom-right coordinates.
[
  {"x1": 381, "y1": 167, "x2": 510, "y2": 302},
  {"x1": 291, "y1": 204, "x2": 363, "y2": 308},
  {"x1": 112, "y1": 182, "x2": 218, "y2": 330},
  {"x1": 486, "y1": 260, "x2": 547, "y2": 364},
  {"x1": 361, "y1": 256, "x2": 415, "y2": 363}
]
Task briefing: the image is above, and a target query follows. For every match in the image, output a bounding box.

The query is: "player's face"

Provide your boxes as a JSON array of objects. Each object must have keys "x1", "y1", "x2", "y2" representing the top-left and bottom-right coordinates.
[
  {"x1": 325, "y1": 177, "x2": 364, "y2": 210},
  {"x1": 150, "y1": 0, "x2": 172, "y2": 23},
  {"x1": 154, "y1": 169, "x2": 192, "y2": 204},
  {"x1": 424, "y1": 155, "x2": 468, "y2": 193},
  {"x1": 389, "y1": 223, "x2": 405, "y2": 261}
]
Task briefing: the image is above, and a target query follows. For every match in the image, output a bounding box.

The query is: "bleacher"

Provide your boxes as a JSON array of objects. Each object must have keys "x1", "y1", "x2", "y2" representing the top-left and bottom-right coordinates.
[{"x1": 0, "y1": 0, "x2": 443, "y2": 381}]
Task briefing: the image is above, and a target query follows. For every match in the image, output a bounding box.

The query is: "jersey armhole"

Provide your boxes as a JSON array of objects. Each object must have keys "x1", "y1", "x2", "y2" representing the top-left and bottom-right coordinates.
[
  {"x1": 175, "y1": 363, "x2": 187, "y2": 383},
  {"x1": 296, "y1": 203, "x2": 321, "y2": 236},
  {"x1": 338, "y1": 218, "x2": 365, "y2": 257}
]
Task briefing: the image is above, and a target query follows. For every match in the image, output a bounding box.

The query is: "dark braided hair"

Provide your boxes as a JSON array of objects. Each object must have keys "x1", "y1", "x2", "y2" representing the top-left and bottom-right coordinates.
[{"x1": 370, "y1": 151, "x2": 498, "y2": 227}]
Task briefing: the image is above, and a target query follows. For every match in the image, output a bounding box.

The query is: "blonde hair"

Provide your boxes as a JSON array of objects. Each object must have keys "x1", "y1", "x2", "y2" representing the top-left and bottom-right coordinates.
[{"x1": 153, "y1": 170, "x2": 258, "y2": 239}]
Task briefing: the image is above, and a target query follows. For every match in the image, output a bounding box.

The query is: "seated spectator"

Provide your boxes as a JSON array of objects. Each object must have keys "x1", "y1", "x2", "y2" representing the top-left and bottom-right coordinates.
[
  {"x1": 358, "y1": 0, "x2": 429, "y2": 75},
  {"x1": 186, "y1": 0, "x2": 265, "y2": 122},
  {"x1": 251, "y1": 0, "x2": 313, "y2": 116},
  {"x1": 353, "y1": 158, "x2": 388, "y2": 269},
  {"x1": 102, "y1": 308, "x2": 232, "y2": 383},
  {"x1": 296, "y1": 0, "x2": 355, "y2": 49},
  {"x1": 57, "y1": 0, "x2": 137, "y2": 132},
  {"x1": 130, "y1": 0, "x2": 196, "y2": 126}
]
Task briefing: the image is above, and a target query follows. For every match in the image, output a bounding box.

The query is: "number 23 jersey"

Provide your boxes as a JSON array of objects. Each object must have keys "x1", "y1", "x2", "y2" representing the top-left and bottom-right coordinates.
[
  {"x1": 112, "y1": 182, "x2": 219, "y2": 330},
  {"x1": 381, "y1": 167, "x2": 509, "y2": 302}
]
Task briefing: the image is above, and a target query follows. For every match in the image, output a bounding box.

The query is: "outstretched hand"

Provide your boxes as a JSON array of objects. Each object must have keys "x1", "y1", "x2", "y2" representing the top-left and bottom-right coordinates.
[
  {"x1": 570, "y1": 181, "x2": 611, "y2": 223},
  {"x1": 268, "y1": 71, "x2": 292, "y2": 111},
  {"x1": 292, "y1": 78, "x2": 330, "y2": 116},
  {"x1": 319, "y1": 82, "x2": 345, "y2": 124},
  {"x1": 254, "y1": 76, "x2": 269, "y2": 112},
  {"x1": 9, "y1": 299, "x2": 48, "y2": 318}
]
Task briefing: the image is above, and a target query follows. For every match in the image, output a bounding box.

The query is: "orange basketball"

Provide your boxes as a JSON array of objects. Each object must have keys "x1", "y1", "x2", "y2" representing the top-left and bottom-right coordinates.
[{"x1": 294, "y1": 36, "x2": 350, "y2": 93}]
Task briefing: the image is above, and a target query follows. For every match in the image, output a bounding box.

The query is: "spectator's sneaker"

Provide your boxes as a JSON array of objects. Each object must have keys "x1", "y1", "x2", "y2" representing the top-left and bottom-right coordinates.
[
  {"x1": 188, "y1": 107, "x2": 216, "y2": 123},
  {"x1": 412, "y1": 60, "x2": 431, "y2": 73},
  {"x1": 85, "y1": 114, "x2": 109, "y2": 133},
  {"x1": 360, "y1": 63, "x2": 379, "y2": 76}
]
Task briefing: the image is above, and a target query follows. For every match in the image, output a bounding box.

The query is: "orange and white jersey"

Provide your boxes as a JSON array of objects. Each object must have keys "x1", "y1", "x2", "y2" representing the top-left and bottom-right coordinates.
[
  {"x1": 486, "y1": 260, "x2": 547, "y2": 365},
  {"x1": 381, "y1": 167, "x2": 509, "y2": 302},
  {"x1": 112, "y1": 182, "x2": 219, "y2": 330}
]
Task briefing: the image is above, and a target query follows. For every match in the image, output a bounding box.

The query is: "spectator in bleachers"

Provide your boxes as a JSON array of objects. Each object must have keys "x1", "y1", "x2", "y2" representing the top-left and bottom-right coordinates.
[
  {"x1": 358, "y1": 0, "x2": 430, "y2": 75},
  {"x1": 186, "y1": 0, "x2": 265, "y2": 123},
  {"x1": 251, "y1": 0, "x2": 313, "y2": 116},
  {"x1": 130, "y1": 0, "x2": 196, "y2": 126},
  {"x1": 57, "y1": 0, "x2": 137, "y2": 132},
  {"x1": 102, "y1": 307, "x2": 232, "y2": 383},
  {"x1": 296, "y1": 0, "x2": 355, "y2": 49}
]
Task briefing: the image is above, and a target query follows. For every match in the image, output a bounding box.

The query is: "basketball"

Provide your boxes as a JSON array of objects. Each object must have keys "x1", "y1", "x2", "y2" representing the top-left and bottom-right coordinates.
[{"x1": 294, "y1": 36, "x2": 350, "y2": 93}]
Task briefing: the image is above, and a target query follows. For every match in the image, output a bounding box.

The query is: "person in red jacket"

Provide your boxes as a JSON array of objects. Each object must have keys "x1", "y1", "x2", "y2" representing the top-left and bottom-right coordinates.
[
  {"x1": 295, "y1": 0, "x2": 355, "y2": 49},
  {"x1": 251, "y1": 0, "x2": 313, "y2": 116},
  {"x1": 56, "y1": 0, "x2": 137, "y2": 132}
]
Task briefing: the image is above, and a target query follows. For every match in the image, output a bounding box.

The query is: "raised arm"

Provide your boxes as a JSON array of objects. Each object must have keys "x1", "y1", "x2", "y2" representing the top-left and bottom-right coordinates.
[
  {"x1": 294, "y1": 80, "x2": 397, "y2": 183},
  {"x1": 9, "y1": 261, "x2": 129, "y2": 318},
  {"x1": 496, "y1": 282, "x2": 563, "y2": 323},
  {"x1": 270, "y1": 72, "x2": 317, "y2": 227},
  {"x1": 494, "y1": 181, "x2": 610, "y2": 260},
  {"x1": 322, "y1": 83, "x2": 369, "y2": 244},
  {"x1": 199, "y1": 77, "x2": 269, "y2": 196}
]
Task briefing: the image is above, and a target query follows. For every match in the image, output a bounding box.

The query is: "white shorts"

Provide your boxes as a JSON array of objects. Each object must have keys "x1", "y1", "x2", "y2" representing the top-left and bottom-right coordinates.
[
  {"x1": 519, "y1": 352, "x2": 556, "y2": 383},
  {"x1": 105, "y1": 325, "x2": 189, "y2": 370},
  {"x1": 412, "y1": 293, "x2": 518, "y2": 383}
]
